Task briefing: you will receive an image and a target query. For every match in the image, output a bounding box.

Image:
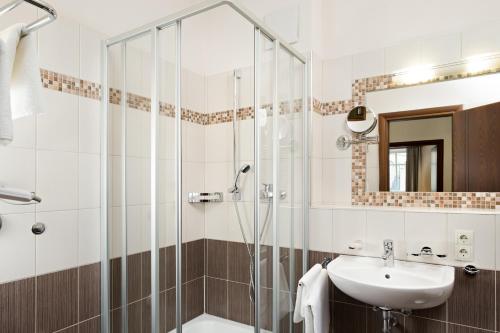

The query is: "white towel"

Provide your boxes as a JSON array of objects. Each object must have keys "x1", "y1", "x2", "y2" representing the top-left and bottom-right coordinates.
[
  {"x1": 293, "y1": 264, "x2": 322, "y2": 323},
  {"x1": 0, "y1": 24, "x2": 42, "y2": 145},
  {"x1": 303, "y1": 269, "x2": 330, "y2": 333}
]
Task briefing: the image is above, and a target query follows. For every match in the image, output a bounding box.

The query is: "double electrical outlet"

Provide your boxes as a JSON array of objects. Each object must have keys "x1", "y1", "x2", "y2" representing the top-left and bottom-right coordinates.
[{"x1": 455, "y1": 230, "x2": 474, "y2": 261}]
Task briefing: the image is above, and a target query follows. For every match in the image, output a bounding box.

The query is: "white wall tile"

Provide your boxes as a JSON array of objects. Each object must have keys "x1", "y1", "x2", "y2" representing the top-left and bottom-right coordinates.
[
  {"x1": 0, "y1": 147, "x2": 36, "y2": 214},
  {"x1": 204, "y1": 202, "x2": 229, "y2": 241},
  {"x1": 206, "y1": 71, "x2": 232, "y2": 112},
  {"x1": 322, "y1": 158, "x2": 352, "y2": 205},
  {"x1": 311, "y1": 112, "x2": 322, "y2": 158},
  {"x1": 78, "y1": 153, "x2": 100, "y2": 209},
  {"x1": 205, "y1": 162, "x2": 231, "y2": 194},
  {"x1": 36, "y1": 210, "x2": 78, "y2": 275},
  {"x1": 385, "y1": 39, "x2": 422, "y2": 74},
  {"x1": 0, "y1": 213, "x2": 35, "y2": 283},
  {"x1": 79, "y1": 97, "x2": 100, "y2": 154},
  {"x1": 405, "y1": 212, "x2": 447, "y2": 260},
  {"x1": 126, "y1": 157, "x2": 146, "y2": 206},
  {"x1": 183, "y1": 122, "x2": 205, "y2": 163},
  {"x1": 447, "y1": 213, "x2": 495, "y2": 270},
  {"x1": 205, "y1": 122, "x2": 231, "y2": 162},
  {"x1": 421, "y1": 33, "x2": 461, "y2": 66},
  {"x1": 322, "y1": 114, "x2": 351, "y2": 158},
  {"x1": 310, "y1": 157, "x2": 322, "y2": 205},
  {"x1": 182, "y1": 203, "x2": 205, "y2": 243},
  {"x1": 322, "y1": 56, "x2": 352, "y2": 101},
  {"x1": 79, "y1": 25, "x2": 103, "y2": 83},
  {"x1": 36, "y1": 150, "x2": 78, "y2": 212},
  {"x1": 352, "y1": 49, "x2": 385, "y2": 80},
  {"x1": 10, "y1": 113, "x2": 35, "y2": 149},
  {"x1": 365, "y1": 210, "x2": 405, "y2": 258},
  {"x1": 462, "y1": 19, "x2": 500, "y2": 58},
  {"x1": 39, "y1": 16, "x2": 79, "y2": 77},
  {"x1": 78, "y1": 208, "x2": 100, "y2": 265},
  {"x1": 332, "y1": 209, "x2": 366, "y2": 254},
  {"x1": 126, "y1": 205, "x2": 144, "y2": 255},
  {"x1": 159, "y1": 203, "x2": 175, "y2": 247},
  {"x1": 37, "y1": 90, "x2": 78, "y2": 152},
  {"x1": 309, "y1": 208, "x2": 333, "y2": 252},
  {"x1": 226, "y1": 201, "x2": 253, "y2": 244}
]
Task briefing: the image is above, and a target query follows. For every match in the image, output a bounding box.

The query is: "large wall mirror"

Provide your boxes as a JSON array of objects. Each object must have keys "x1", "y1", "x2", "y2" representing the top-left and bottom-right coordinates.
[{"x1": 363, "y1": 71, "x2": 500, "y2": 193}]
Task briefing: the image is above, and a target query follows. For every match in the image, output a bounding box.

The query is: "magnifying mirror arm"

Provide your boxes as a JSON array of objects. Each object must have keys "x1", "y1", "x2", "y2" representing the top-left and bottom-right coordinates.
[{"x1": 336, "y1": 134, "x2": 379, "y2": 151}]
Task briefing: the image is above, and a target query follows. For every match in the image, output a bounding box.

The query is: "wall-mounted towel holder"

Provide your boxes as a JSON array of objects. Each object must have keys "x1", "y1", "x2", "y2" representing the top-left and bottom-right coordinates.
[
  {"x1": 0, "y1": 0, "x2": 57, "y2": 37},
  {"x1": 321, "y1": 257, "x2": 333, "y2": 268}
]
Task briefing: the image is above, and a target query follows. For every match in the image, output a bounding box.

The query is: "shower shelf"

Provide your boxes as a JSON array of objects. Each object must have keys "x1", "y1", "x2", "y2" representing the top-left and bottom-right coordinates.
[{"x1": 188, "y1": 192, "x2": 223, "y2": 203}]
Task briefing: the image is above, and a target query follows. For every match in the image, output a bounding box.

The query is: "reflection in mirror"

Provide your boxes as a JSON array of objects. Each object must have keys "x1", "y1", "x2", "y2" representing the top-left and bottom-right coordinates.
[{"x1": 346, "y1": 106, "x2": 377, "y2": 134}]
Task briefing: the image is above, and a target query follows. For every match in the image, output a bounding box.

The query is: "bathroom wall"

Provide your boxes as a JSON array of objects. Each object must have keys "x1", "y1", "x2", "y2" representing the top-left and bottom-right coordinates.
[
  {"x1": 309, "y1": 207, "x2": 500, "y2": 332},
  {"x1": 0, "y1": 5, "x2": 104, "y2": 333},
  {"x1": 312, "y1": 17, "x2": 500, "y2": 206}
]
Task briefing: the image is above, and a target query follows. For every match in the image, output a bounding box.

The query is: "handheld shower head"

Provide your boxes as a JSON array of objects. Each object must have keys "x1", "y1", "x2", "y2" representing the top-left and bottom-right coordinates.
[
  {"x1": 239, "y1": 164, "x2": 251, "y2": 174},
  {"x1": 228, "y1": 164, "x2": 251, "y2": 194}
]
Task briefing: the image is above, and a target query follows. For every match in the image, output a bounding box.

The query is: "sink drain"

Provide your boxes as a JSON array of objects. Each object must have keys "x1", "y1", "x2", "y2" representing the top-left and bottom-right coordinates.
[{"x1": 385, "y1": 274, "x2": 391, "y2": 279}]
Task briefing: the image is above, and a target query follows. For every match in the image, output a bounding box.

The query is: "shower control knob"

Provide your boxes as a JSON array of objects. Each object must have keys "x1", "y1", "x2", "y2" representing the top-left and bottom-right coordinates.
[{"x1": 32, "y1": 223, "x2": 46, "y2": 235}]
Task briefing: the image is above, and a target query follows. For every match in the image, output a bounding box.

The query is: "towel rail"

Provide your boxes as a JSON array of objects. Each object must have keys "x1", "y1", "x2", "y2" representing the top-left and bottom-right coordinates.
[{"x1": 0, "y1": 0, "x2": 57, "y2": 36}]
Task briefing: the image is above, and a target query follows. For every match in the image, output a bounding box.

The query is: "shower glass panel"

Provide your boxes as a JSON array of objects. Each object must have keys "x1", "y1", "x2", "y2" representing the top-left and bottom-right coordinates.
[{"x1": 101, "y1": 2, "x2": 308, "y2": 333}]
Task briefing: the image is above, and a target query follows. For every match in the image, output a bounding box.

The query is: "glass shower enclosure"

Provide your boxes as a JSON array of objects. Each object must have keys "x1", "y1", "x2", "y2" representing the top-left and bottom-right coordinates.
[{"x1": 100, "y1": 1, "x2": 310, "y2": 332}]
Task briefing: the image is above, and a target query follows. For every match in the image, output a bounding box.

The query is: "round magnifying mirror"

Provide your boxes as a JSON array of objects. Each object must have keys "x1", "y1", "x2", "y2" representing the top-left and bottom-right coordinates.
[{"x1": 346, "y1": 106, "x2": 377, "y2": 135}]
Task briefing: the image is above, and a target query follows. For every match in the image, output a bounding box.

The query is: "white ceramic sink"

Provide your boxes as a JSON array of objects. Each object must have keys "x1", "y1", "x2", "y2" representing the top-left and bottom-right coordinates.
[{"x1": 327, "y1": 255, "x2": 454, "y2": 310}]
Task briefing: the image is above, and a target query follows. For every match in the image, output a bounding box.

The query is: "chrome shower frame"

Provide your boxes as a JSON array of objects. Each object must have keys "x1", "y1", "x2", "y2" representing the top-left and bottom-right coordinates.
[{"x1": 100, "y1": 1, "x2": 310, "y2": 332}]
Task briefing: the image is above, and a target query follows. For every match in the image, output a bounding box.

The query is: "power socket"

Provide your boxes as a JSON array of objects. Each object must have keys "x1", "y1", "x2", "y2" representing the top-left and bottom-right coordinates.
[
  {"x1": 455, "y1": 245, "x2": 473, "y2": 261},
  {"x1": 455, "y1": 230, "x2": 473, "y2": 245}
]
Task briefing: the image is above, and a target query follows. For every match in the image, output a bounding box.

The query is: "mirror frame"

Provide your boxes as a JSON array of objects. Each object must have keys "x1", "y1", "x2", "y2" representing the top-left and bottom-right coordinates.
[{"x1": 378, "y1": 105, "x2": 463, "y2": 191}]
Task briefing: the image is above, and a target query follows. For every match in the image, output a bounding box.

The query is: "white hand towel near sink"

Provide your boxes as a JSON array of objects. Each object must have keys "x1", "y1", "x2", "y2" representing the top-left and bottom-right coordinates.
[
  {"x1": 0, "y1": 24, "x2": 43, "y2": 145},
  {"x1": 293, "y1": 263, "x2": 321, "y2": 323},
  {"x1": 303, "y1": 269, "x2": 330, "y2": 333}
]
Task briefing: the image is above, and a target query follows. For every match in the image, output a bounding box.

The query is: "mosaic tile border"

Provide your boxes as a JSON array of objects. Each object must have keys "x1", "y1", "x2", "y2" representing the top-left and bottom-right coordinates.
[
  {"x1": 41, "y1": 68, "x2": 305, "y2": 126},
  {"x1": 318, "y1": 67, "x2": 500, "y2": 209}
]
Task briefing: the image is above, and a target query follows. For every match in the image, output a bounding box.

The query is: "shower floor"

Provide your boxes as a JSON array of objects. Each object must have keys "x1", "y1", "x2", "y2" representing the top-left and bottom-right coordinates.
[{"x1": 170, "y1": 314, "x2": 271, "y2": 333}]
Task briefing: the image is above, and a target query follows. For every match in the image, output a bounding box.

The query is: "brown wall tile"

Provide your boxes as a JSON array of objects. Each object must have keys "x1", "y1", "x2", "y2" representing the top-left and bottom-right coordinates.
[
  {"x1": 0, "y1": 277, "x2": 35, "y2": 333},
  {"x1": 367, "y1": 309, "x2": 404, "y2": 333},
  {"x1": 185, "y1": 277, "x2": 204, "y2": 321},
  {"x1": 448, "y1": 323, "x2": 493, "y2": 333},
  {"x1": 142, "y1": 297, "x2": 151, "y2": 333},
  {"x1": 127, "y1": 253, "x2": 143, "y2": 303},
  {"x1": 448, "y1": 268, "x2": 495, "y2": 330},
  {"x1": 79, "y1": 316, "x2": 100, "y2": 333},
  {"x1": 165, "y1": 288, "x2": 176, "y2": 332},
  {"x1": 128, "y1": 301, "x2": 142, "y2": 333},
  {"x1": 206, "y1": 239, "x2": 227, "y2": 279},
  {"x1": 165, "y1": 246, "x2": 176, "y2": 290},
  {"x1": 228, "y1": 241, "x2": 252, "y2": 284},
  {"x1": 206, "y1": 277, "x2": 227, "y2": 318},
  {"x1": 36, "y1": 268, "x2": 78, "y2": 333},
  {"x1": 142, "y1": 251, "x2": 151, "y2": 298},
  {"x1": 110, "y1": 258, "x2": 121, "y2": 309},
  {"x1": 79, "y1": 263, "x2": 101, "y2": 321},
  {"x1": 186, "y1": 239, "x2": 205, "y2": 281},
  {"x1": 411, "y1": 302, "x2": 446, "y2": 321},
  {"x1": 333, "y1": 302, "x2": 366, "y2": 333},
  {"x1": 404, "y1": 316, "x2": 446, "y2": 333},
  {"x1": 228, "y1": 281, "x2": 252, "y2": 325},
  {"x1": 160, "y1": 247, "x2": 167, "y2": 292},
  {"x1": 57, "y1": 325, "x2": 79, "y2": 333}
]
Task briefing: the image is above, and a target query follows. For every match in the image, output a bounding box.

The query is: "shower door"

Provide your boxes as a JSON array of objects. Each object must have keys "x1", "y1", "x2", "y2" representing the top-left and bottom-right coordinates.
[
  {"x1": 105, "y1": 25, "x2": 179, "y2": 333},
  {"x1": 255, "y1": 31, "x2": 306, "y2": 332}
]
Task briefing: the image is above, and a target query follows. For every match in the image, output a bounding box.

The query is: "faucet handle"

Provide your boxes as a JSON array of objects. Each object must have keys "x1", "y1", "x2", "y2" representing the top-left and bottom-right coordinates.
[{"x1": 383, "y1": 239, "x2": 393, "y2": 249}]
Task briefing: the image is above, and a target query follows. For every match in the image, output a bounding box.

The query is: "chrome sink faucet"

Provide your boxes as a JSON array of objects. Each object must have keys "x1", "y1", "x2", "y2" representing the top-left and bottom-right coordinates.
[{"x1": 382, "y1": 239, "x2": 394, "y2": 267}]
